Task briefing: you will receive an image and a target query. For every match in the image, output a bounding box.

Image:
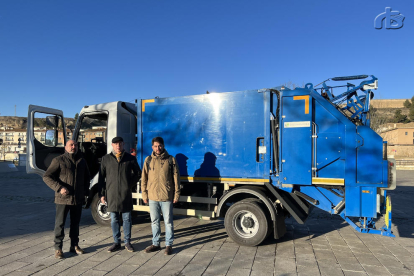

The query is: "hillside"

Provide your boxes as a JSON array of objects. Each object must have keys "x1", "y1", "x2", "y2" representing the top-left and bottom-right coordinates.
[
  {"x1": 370, "y1": 99, "x2": 409, "y2": 122},
  {"x1": 0, "y1": 116, "x2": 76, "y2": 130}
]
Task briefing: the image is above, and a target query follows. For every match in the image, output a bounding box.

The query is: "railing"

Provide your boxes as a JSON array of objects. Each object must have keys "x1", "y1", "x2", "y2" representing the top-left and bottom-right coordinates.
[{"x1": 395, "y1": 160, "x2": 414, "y2": 166}]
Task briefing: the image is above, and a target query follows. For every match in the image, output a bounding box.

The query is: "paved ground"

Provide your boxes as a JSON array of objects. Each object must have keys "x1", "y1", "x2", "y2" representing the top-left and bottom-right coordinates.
[{"x1": 0, "y1": 166, "x2": 414, "y2": 276}]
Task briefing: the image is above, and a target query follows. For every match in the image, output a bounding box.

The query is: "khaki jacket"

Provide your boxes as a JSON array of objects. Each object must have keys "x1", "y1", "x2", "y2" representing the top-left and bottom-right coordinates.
[{"x1": 141, "y1": 150, "x2": 180, "y2": 202}]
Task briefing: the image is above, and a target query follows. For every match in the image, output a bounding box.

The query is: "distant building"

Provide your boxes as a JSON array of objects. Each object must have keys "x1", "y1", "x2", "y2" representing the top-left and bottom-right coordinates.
[
  {"x1": 0, "y1": 127, "x2": 75, "y2": 154},
  {"x1": 0, "y1": 128, "x2": 27, "y2": 153},
  {"x1": 58, "y1": 129, "x2": 73, "y2": 145},
  {"x1": 380, "y1": 123, "x2": 414, "y2": 145},
  {"x1": 0, "y1": 116, "x2": 76, "y2": 160},
  {"x1": 79, "y1": 127, "x2": 106, "y2": 143},
  {"x1": 33, "y1": 129, "x2": 45, "y2": 144}
]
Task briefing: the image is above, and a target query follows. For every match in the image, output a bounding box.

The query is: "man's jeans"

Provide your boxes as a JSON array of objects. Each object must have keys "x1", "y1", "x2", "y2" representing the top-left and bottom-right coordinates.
[
  {"x1": 110, "y1": 212, "x2": 132, "y2": 244},
  {"x1": 149, "y1": 200, "x2": 174, "y2": 246},
  {"x1": 54, "y1": 204, "x2": 82, "y2": 250}
]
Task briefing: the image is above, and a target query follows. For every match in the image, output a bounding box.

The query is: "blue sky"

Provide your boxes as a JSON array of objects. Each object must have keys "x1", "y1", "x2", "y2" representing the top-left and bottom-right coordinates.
[{"x1": 0, "y1": 0, "x2": 413, "y2": 118}]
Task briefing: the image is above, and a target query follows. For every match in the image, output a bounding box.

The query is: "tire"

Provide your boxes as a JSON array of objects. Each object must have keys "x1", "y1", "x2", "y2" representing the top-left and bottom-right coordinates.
[
  {"x1": 224, "y1": 201, "x2": 269, "y2": 246},
  {"x1": 91, "y1": 193, "x2": 111, "y2": 227}
]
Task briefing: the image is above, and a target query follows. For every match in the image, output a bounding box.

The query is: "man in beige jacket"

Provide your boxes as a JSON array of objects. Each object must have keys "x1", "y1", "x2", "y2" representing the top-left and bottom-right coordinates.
[{"x1": 141, "y1": 137, "x2": 180, "y2": 255}]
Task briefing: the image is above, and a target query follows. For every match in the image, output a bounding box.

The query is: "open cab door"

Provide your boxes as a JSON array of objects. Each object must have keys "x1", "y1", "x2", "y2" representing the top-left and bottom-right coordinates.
[{"x1": 26, "y1": 105, "x2": 67, "y2": 176}]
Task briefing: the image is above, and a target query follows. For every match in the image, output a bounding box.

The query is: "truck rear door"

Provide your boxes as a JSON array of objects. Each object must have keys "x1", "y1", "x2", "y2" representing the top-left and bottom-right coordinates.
[
  {"x1": 26, "y1": 105, "x2": 67, "y2": 176},
  {"x1": 280, "y1": 94, "x2": 313, "y2": 185}
]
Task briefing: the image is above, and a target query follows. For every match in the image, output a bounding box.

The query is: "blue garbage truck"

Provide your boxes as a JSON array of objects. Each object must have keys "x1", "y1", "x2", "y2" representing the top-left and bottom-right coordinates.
[{"x1": 27, "y1": 75, "x2": 396, "y2": 246}]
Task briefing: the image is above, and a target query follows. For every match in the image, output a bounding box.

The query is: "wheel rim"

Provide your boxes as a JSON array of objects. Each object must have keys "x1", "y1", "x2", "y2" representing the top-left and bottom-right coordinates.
[
  {"x1": 232, "y1": 210, "x2": 259, "y2": 238},
  {"x1": 97, "y1": 201, "x2": 110, "y2": 220}
]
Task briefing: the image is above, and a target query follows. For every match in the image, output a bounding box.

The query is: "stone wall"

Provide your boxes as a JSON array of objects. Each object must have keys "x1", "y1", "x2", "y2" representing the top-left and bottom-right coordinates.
[
  {"x1": 371, "y1": 99, "x2": 407, "y2": 109},
  {"x1": 387, "y1": 145, "x2": 414, "y2": 158}
]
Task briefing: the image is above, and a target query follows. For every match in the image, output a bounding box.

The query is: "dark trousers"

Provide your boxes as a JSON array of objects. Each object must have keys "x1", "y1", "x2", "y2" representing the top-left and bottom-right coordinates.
[{"x1": 54, "y1": 204, "x2": 83, "y2": 250}]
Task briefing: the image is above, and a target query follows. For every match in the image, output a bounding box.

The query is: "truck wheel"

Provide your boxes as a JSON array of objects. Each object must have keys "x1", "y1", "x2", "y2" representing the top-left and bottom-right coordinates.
[
  {"x1": 224, "y1": 201, "x2": 269, "y2": 246},
  {"x1": 91, "y1": 193, "x2": 111, "y2": 227}
]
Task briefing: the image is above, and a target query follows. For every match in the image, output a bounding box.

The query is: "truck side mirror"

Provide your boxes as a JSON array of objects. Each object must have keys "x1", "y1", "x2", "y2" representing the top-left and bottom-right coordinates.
[
  {"x1": 46, "y1": 115, "x2": 59, "y2": 128},
  {"x1": 45, "y1": 129, "x2": 57, "y2": 146}
]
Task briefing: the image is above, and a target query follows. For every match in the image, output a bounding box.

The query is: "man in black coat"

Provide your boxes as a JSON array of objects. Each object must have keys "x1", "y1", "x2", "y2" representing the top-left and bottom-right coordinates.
[
  {"x1": 99, "y1": 136, "x2": 141, "y2": 253},
  {"x1": 43, "y1": 140, "x2": 90, "y2": 259}
]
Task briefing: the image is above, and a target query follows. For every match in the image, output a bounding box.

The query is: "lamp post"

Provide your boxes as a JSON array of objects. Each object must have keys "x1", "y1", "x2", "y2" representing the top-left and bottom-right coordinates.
[
  {"x1": 1, "y1": 125, "x2": 6, "y2": 161},
  {"x1": 0, "y1": 138, "x2": 3, "y2": 162}
]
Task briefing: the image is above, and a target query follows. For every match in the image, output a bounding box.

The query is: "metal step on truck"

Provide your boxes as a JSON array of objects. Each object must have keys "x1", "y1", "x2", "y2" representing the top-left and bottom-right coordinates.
[{"x1": 27, "y1": 75, "x2": 396, "y2": 246}]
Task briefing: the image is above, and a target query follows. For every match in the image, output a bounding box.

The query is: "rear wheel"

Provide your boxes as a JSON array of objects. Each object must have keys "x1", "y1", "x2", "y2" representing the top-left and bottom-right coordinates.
[
  {"x1": 224, "y1": 201, "x2": 269, "y2": 246},
  {"x1": 91, "y1": 193, "x2": 111, "y2": 227}
]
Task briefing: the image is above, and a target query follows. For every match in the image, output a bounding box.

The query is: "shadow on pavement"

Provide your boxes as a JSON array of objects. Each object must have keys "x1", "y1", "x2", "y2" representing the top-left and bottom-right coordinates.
[{"x1": 1, "y1": 170, "x2": 413, "y2": 247}]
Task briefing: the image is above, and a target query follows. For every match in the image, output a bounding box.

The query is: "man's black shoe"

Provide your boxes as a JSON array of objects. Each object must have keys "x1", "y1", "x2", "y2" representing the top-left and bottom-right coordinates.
[
  {"x1": 144, "y1": 244, "x2": 161, "y2": 253},
  {"x1": 125, "y1": 243, "x2": 134, "y2": 252},
  {"x1": 164, "y1": 246, "x2": 173, "y2": 255},
  {"x1": 69, "y1": 245, "x2": 85, "y2": 255},
  {"x1": 107, "y1": 243, "x2": 121, "y2": 253}
]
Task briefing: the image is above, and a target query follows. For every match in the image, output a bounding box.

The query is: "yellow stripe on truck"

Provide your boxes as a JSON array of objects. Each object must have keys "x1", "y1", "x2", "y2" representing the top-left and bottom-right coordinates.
[
  {"x1": 181, "y1": 176, "x2": 269, "y2": 183},
  {"x1": 312, "y1": 177, "x2": 345, "y2": 185},
  {"x1": 293, "y1": 95, "x2": 310, "y2": 114},
  {"x1": 142, "y1": 99, "x2": 155, "y2": 112}
]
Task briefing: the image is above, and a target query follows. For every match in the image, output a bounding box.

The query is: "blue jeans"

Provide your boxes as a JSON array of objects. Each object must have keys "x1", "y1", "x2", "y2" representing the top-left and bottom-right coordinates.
[
  {"x1": 110, "y1": 212, "x2": 132, "y2": 244},
  {"x1": 149, "y1": 200, "x2": 174, "y2": 246}
]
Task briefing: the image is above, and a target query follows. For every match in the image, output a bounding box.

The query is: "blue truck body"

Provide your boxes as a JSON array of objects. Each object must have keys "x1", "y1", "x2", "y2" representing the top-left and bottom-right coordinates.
[
  {"x1": 138, "y1": 91, "x2": 271, "y2": 179},
  {"x1": 132, "y1": 75, "x2": 395, "y2": 245}
]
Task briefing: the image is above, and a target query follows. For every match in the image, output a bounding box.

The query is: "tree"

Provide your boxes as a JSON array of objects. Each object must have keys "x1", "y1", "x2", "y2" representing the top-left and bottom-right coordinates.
[
  {"x1": 403, "y1": 99, "x2": 411, "y2": 108},
  {"x1": 408, "y1": 96, "x2": 414, "y2": 121},
  {"x1": 0, "y1": 141, "x2": 8, "y2": 161},
  {"x1": 369, "y1": 106, "x2": 388, "y2": 133},
  {"x1": 393, "y1": 109, "x2": 409, "y2": 123},
  {"x1": 281, "y1": 81, "x2": 304, "y2": 90},
  {"x1": 74, "y1": 113, "x2": 79, "y2": 120},
  {"x1": 409, "y1": 108, "x2": 414, "y2": 122}
]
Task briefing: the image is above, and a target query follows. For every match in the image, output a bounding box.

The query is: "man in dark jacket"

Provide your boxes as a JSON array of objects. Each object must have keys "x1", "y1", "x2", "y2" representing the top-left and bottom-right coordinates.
[
  {"x1": 43, "y1": 140, "x2": 90, "y2": 259},
  {"x1": 99, "y1": 136, "x2": 141, "y2": 253}
]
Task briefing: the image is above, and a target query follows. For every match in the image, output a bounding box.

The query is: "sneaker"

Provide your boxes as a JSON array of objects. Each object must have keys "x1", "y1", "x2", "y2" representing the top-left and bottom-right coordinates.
[
  {"x1": 125, "y1": 243, "x2": 134, "y2": 252},
  {"x1": 144, "y1": 244, "x2": 161, "y2": 253},
  {"x1": 164, "y1": 246, "x2": 173, "y2": 255},
  {"x1": 107, "y1": 243, "x2": 121, "y2": 253},
  {"x1": 69, "y1": 245, "x2": 85, "y2": 255},
  {"x1": 55, "y1": 249, "x2": 64, "y2": 259}
]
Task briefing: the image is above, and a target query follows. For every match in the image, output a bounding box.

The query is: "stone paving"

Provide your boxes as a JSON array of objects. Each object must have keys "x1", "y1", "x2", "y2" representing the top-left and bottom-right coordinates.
[{"x1": 0, "y1": 166, "x2": 413, "y2": 276}]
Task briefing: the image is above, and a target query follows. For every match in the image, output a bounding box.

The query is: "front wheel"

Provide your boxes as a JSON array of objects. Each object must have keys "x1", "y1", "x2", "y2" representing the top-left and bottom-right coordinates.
[
  {"x1": 91, "y1": 193, "x2": 111, "y2": 227},
  {"x1": 224, "y1": 201, "x2": 269, "y2": 246}
]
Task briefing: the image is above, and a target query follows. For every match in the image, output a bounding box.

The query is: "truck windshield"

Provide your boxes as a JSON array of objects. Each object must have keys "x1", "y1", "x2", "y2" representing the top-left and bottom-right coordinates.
[{"x1": 77, "y1": 113, "x2": 108, "y2": 177}]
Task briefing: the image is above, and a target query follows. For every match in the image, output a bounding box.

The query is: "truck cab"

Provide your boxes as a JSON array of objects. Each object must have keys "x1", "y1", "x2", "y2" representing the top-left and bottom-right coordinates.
[{"x1": 27, "y1": 101, "x2": 136, "y2": 226}]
